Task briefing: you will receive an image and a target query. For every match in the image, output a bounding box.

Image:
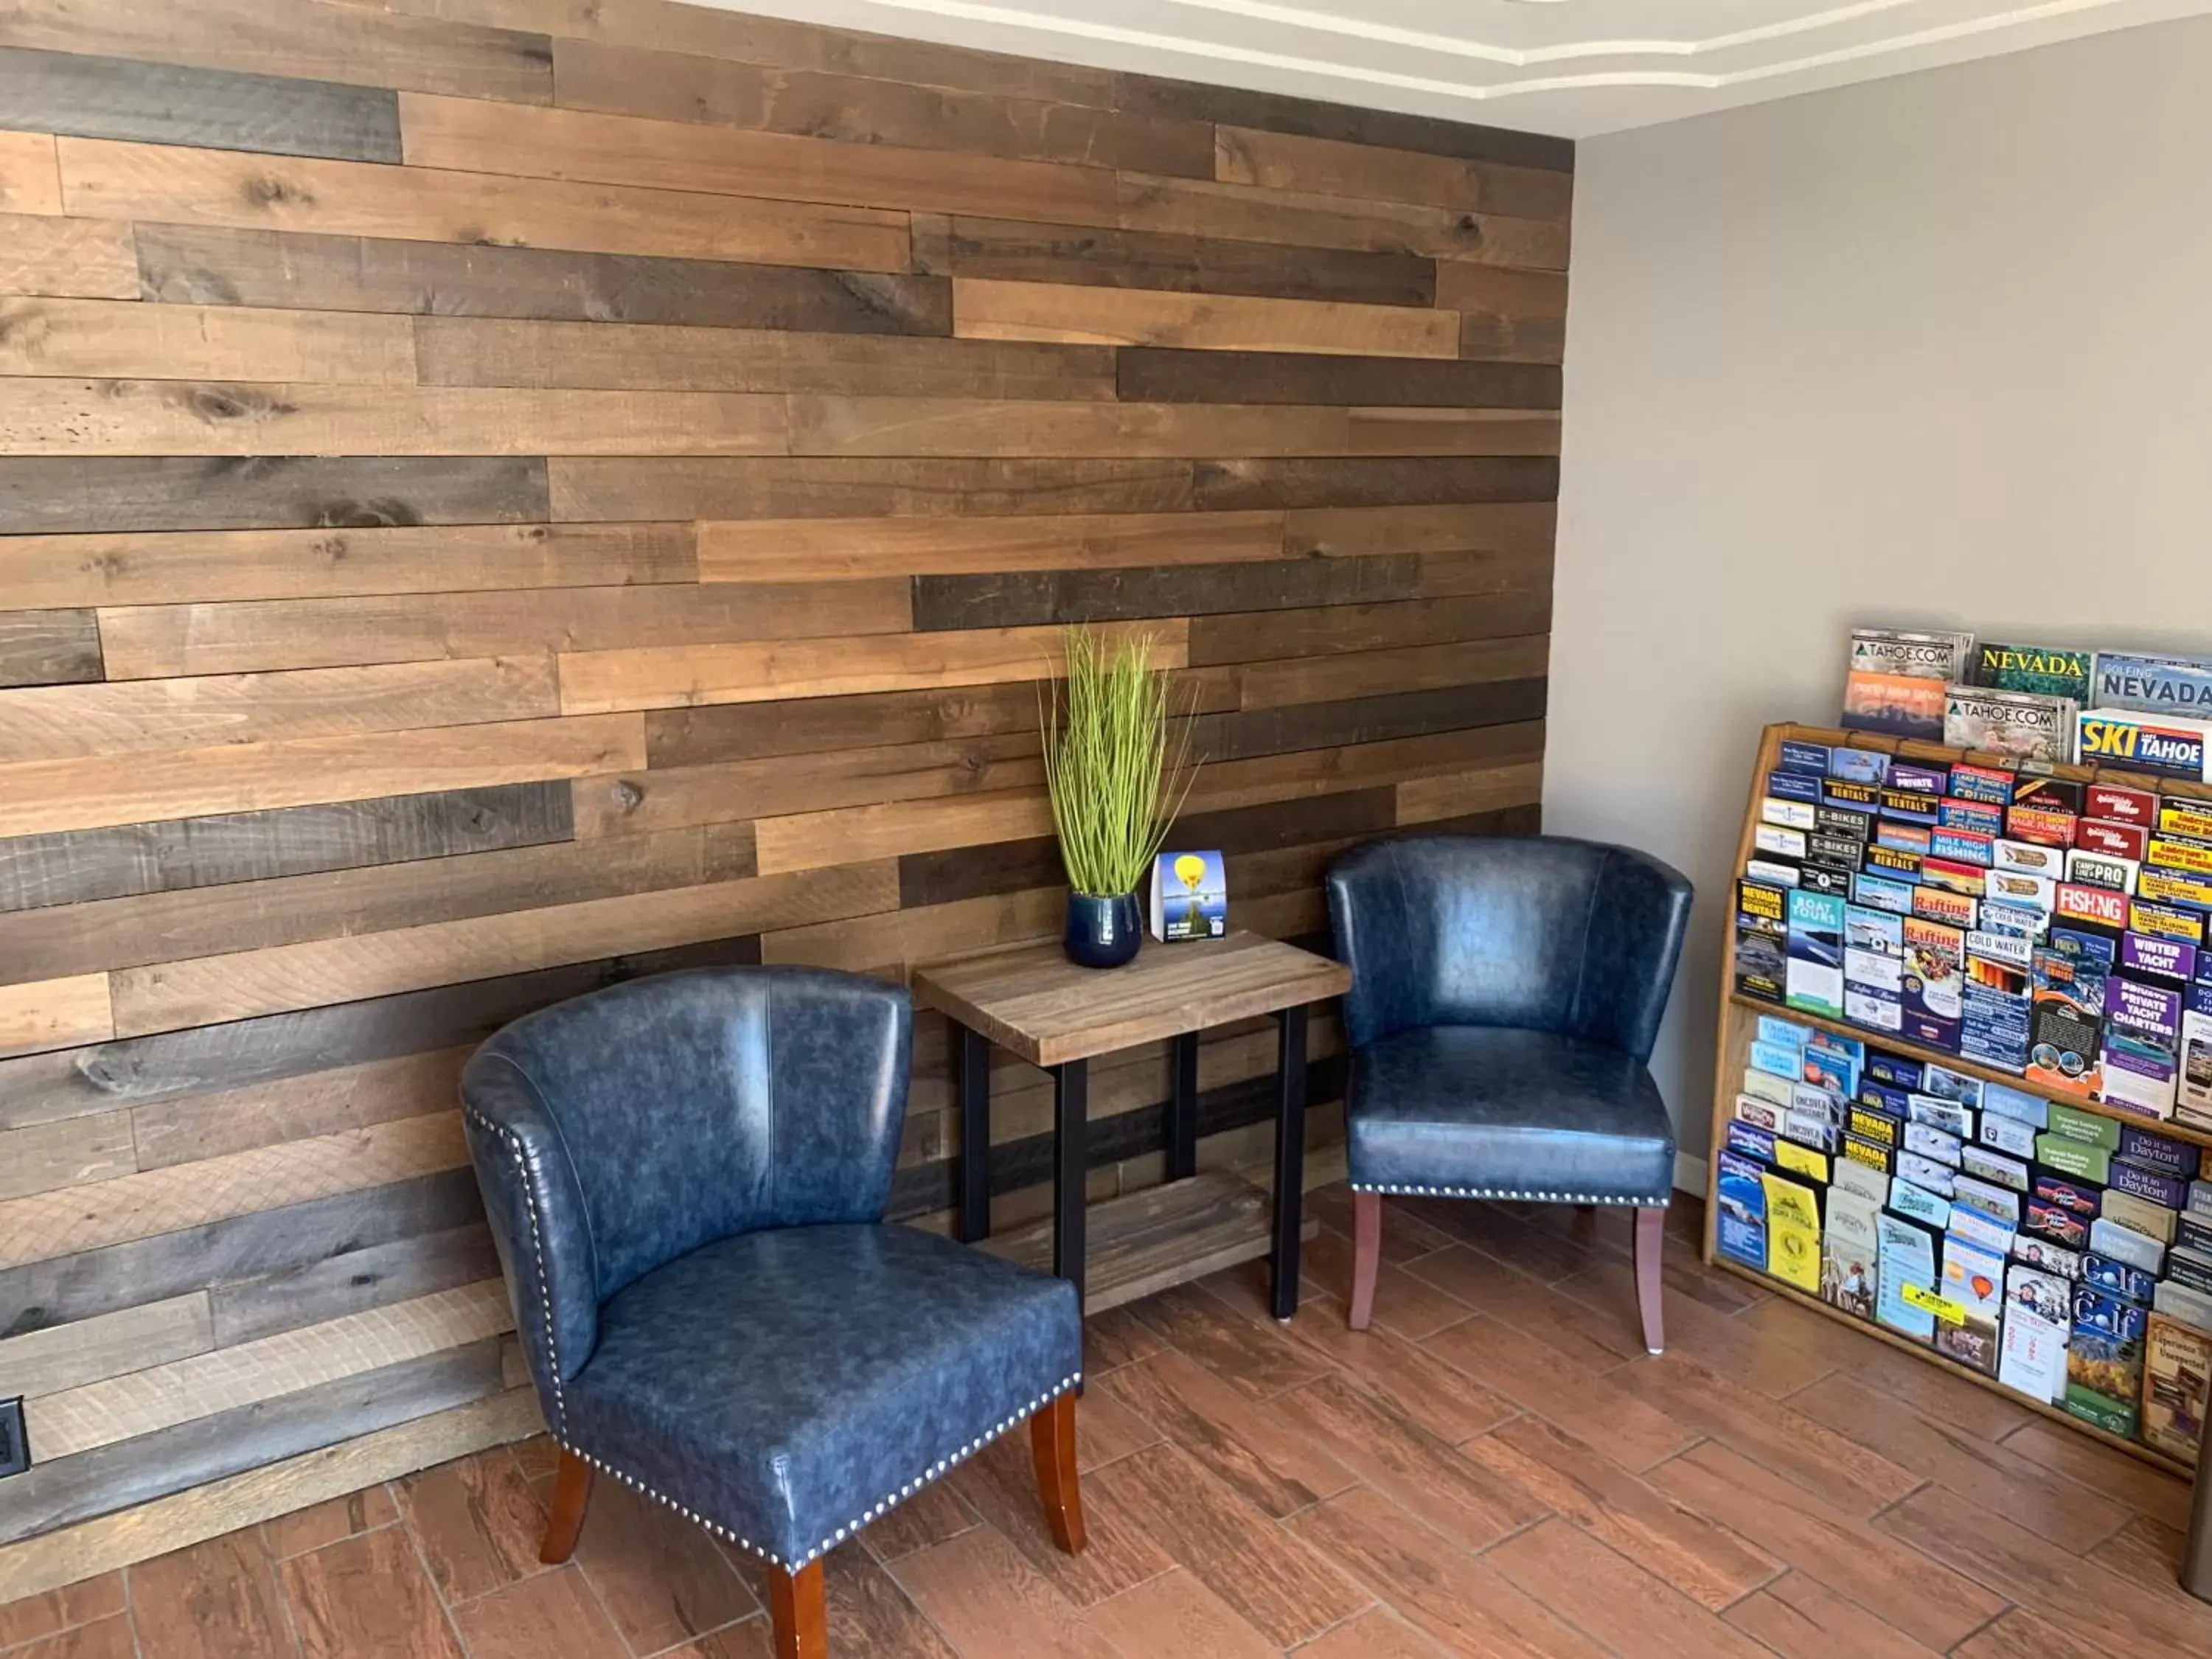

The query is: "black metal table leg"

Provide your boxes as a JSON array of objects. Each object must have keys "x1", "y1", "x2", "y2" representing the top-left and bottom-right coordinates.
[
  {"x1": 1166, "y1": 1030, "x2": 1199, "y2": 1182},
  {"x1": 1053, "y1": 1059, "x2": 1088, "y2": 1314},
  {"x1": 958, "y1": 1024, "x2": 992, "y2": 1243},
  {"x1": 1270, "y1": 1004, "x2": 1309, "y2": 1321}
]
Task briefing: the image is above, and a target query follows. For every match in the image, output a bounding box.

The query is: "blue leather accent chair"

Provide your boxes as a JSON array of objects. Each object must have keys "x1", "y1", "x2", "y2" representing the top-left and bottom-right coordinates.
[
  {"x1": 1326, "y1": 835, "x2": 1694, "y2": 1352},
  {"x1": 460, "y1": 966, "x2": 1088, "y2": 1659}
]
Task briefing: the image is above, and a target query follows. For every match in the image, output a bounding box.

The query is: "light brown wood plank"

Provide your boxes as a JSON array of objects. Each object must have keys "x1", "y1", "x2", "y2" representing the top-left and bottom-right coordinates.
[
  {"x1": 414, "y1": 315, "x2": 1113, "y2": 399},
  {"x1": 1345, "y1": 408, "x2": 1562, "y2": 456},
  {"x1": 785, "y1": 394, "x2": 1358, "y2": 457},
  {"x1": 952, "y1": 277, "x2": 1458, "y2": 358},
  {"x1": 0, "y1": 379, "x2": 790, "y2": 457},
  {"x1": 761, "y1": 883, "x2": 1063, "y2": 975},
  {"x1": 400, "y1": 90, "x2": 1119, "y2": 223},
  {"x1": 1238, "y1": 633, "x2": 1549, "y2": 709},
  {"x1": 0, "y1": 712, "x2": 646, "y2": 839},
  {"x1": 108, "y1": 862, "x2": 897, "y2": 1034},
  {"x1": 1083, "y1": 1570, "x2": 1279, "y2": 1659},
  {"x1": 0, "y1": 1293, "x2": 212, "y2": 1399},
  {"x1": 699, "y1": 509, "x2": 1283, "y2": 583},
  {"x1": 1215, "y1": 124, "x2": 1573, "y2": 221},
  {"x1": 889, "y1": 1526, "x2": 1118, "y2": 1658},
  {"x1": 0, "y1": 1109, "x2": 136, "y2": 1200},
  {"x1": 26, "y1": 1283, "x2": 510, "y2": 1459},
  {"x1": 1722, "y1": 1573, "x2": 1942, "y2": 1659},
  {"x1": 0, "y1": 130, "x2": 60, "y2": 215},
  {"x1": 0, "y1": 1112, "x2": 470, "y2": 1272},
  {"x1": 0, "y1": 299, "x2": 415, "y2": 383},
  {"x1": 557, "y1": 618, "x2": 1186, "y2": 714},
  {"x1": 0, "y1": 975, "x2": 114, "y2": 1060},
  {"x1": 97, "y1": 580, "x2": 909, "y2": 678},
  {"x1": 0, "y1": 657, "x2": 556, "y2": 763},
  {"x1": 1437, "y1": 263, "x2": 1569, "y2": 364},
  {"x1": 1425, "y1": 1313, "x2": 1698, "y2": 1472},
  {"x1": 756, "y1": 790, "x2": 1051, "y2": 877},
  {"x1": 0, "y1": 215, "x2": 137, "y2": 299},
  {"x1": 1192, "y1": 592, "x2": 1548, "y2": 667},
  {"x1": 131, "y1": 1048, "x2": 468, "y2": 1172},
  {"x1": 1396, "y1": 762, "x2": 1545, "y2": 824},
  {"x1": 1283, "y1": 501, "x2": 1556, "y2": 559},
  {"x1": 1117, "y1": 172, "x2": 1568, "y2": 268},
  {"x1": 1486, "y1": 1518, "x2": 1774, "y2": 1659},
  {"x1": 57, "y1": 138, "x2": 910, "y2": 273}
]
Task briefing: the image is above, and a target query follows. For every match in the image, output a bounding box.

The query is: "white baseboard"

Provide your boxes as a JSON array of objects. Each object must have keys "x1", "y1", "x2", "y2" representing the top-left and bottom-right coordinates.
[{"x1": 1674, "y1": 1150, "x2": 1708, "y2": 1196}]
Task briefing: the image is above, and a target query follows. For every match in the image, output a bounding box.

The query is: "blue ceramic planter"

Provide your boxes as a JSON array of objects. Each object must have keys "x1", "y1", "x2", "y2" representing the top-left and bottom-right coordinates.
[{"x1": 1064, "y1": 891, "x2": 1143, "y2": 969}]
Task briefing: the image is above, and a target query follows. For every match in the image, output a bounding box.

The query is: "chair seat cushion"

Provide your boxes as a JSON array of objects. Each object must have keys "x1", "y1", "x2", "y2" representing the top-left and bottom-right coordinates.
[
  {"x1": 563, "y1": 1222, "x2": 1081, "y2": 1569},
  {"x1": 1346, "y1": 1025, "x2": 1674, "y2": 1203}
]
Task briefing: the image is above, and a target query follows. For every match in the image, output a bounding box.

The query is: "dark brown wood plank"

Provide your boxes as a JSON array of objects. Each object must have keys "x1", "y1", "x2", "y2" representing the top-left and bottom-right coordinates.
[
  {"x1": 0, "y1": 609, "x2": 100, "y2": 687},
  {"x1": 0, "y1": 457, "x2": 549, "y2": 535},
  {"x1": 1113, "y1": 70, "x2": 1575, "y2": 172},
  {"x1": 1191, "y1": 456, "x2": 1558, "y2": 511},
  {"x1": 1194, "y1": 679, "x2": 1549, "y2": 762},
  {"x1": 0, "y1": 1340, "x2": 505, "y2": 1546},
  {"x1": 1189, "y1": 591, "x2": 1552, "y2": 666},
  {"x1": 914, "y1": 215, "x2": 1435, "y2": 307},
  {"x1": 910, "y1": 553, "x2": 1422, "y2": 630},
  {"x1": 0, "y1": 45, "x2": 400, "y2": 161},
  {"x1": 136, "y1": 223, "x2": 952, "y2": 333},
  {"x1": 0, "y1": 782, "x2": 575, "y2": 914},
  {"x1": 549, "y1": 456, "x2": 1195, "y2": 521},
  {"x1": 1119, "y1": 347, "x2": 1560, "y2": 408},
  {"x1": 646, "y1": 681, "x2": 1046, "y2": 768}
]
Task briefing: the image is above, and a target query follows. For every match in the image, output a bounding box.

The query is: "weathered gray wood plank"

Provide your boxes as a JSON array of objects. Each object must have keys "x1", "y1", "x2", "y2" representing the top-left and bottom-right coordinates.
[
  {"x1": 210, "y1": 1224, "x2": 501, "y2": 1348},
  {"x1": 0, "y1": 458, "x2": 549, "y2": 536},
  {"x1": 0, "y1": 610, "x2": 100, "y2": 688},
  {"x1": 0, "y1": 782, "x2": 574, "y2": 914},
  {"x1": 0, "y1": 45, "x2": 401, "y2": 161}
]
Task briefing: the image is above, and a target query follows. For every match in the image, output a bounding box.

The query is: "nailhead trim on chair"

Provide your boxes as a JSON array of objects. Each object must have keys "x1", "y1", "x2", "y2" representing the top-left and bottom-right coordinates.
[
  {"x1": 549, "y1": 1371, "x2": 1083, "y2": 1571},
  {"x1": 464, "y1": 1105, "x2": 1084, "y2": 1570},
  {"x1": 1352, "y1": 1181, "x2": 1672, "y2": 1206}
]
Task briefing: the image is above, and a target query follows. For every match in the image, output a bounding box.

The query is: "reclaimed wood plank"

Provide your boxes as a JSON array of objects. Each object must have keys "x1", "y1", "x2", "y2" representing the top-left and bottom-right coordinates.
[
  {"x1": 0, "y1": 656, "x2": 557, "y2": 764},
  {"x1": 1116, "y1": 173, "x2": 1566, "y2": 268},
  {"x1": 1282, "y1": 501, "x2": 1556, "y2": 558},
  {"x1": 0, "y1": 0, "x2": 554, "y2": 104},
  {"x1": 0, "y1": 1387, "x2": 542, "y2": 1604},
  {"x1": 0, "y1": 214, "x2": 137, "y2": 299},
  {"x1": 1192, "y1": 456, "x2": 1557, "y2": 512},
  {"x1": 953, "y1": 278, "x2": 1458, "y2": 358},
  {"x1": 1438, "y1": 262, "x2": 1569, "y2": 364},
  {"x1": 698, "y1": 509, "x2": 1282, "y2": 584},
  {"x1": 0, "y1": 454, "x2": 548, "y2": 536},
  {"x1": 756, "y1": 790, "x2": 1054, "y2": 878},
  {"x1": 645, "y1": 681, "x2": 1049, "y2": 768},
  {"x1": 1214, "y1": 125, "x2": 1572, "y2": 221},
  {"x1": 0, "y1": 782, "x2": 574, "y2": 914},
  {"x1": 0, "y1": 712, "x2": 644, "y2": 840},
  {"x1": 784, "y1": 396, "x2": 1356, "y2": 459},
  {"x1": 415, "y1": 314, "x2": 1109, "y2": 396},
  {"x1": 1112, "y1": 71, "x2": 1575, "y2": 173},
  {"x1": 0, "y1": 1340, "x2": 506, "y2": 1551},
  {"x1": 0, "y1": 297, "x2": 416, "y2": 384},
  {"x1": 106, "y1": 863, "x2": 891, "y2": 1034},
  {"x1": 97, "y1": 579, "x2": 908, "y2": 677},
  {"x1": 0, "y1": 610, "x2": 99, "y2": 687},
  {"x1": 549, "y1": 456, "x2": 1194, "y2": 521},
  {"x1": 763, "y1": 883, "x2": 1063, "y2": 976},
  {"x1": 1238, "y1": 633, "x2": 1550, "y2": 709},
  {"x1": 137, "y1": 222, "x2": 950, "y2": 334},
  {"x1": 0, "y1": 378, "x2": 792, "y2": 458},
  {"x1": 912, "y1": 214, "x2": 1433, "y2": 307},
  {"x1": 0, "y1": 822, "x2": 754, "y2": 983},
  {"x1": 0, "y1": 521, "x2": 692, "y2": 610},
  {"x1": 1190, "y1": 593, "x2": 1550, "y2": 666},
  {"x1": 400, "y1": 89, "x2": 1119, "y2": 224},
  {"x1": 1194, "y1": 680, "x2": 1549, "y2": 761},
  {"x1": 1486, "y1": 1518, "x2": 1774, "y2": 1659},
  {"x1": 1118, "y1": 347, "x2": 1559, "y2": 408},
  {"x1": 131, "y1": 1048, "x2": 470, "y2": 1172},
  {"x1": 551, "y1": 38, "x2": 1211, "y2": 175},
  {"x1": 0, "y1": 129, "x2": 59, "y2": 215},
  {"x1": 1396, "y1": 762, "x2": 1547, "y2": 825},
  {"x1": 910, "y1": 554, "x2": 1419, "y2": 631},
  {"x1": 0, "y1": 977, "x2": 113, "y2": 1061},
  {"x1": 0, "y1": 45, "x2": 401, "y2": 162},
  {"x1": 0, "y1": 1168, "x2": 484, "y2": 1334},
  {"x1": 211, "y1": 1223, "x2": 498, "y2": 1349},
  {"x1": 0, "y1": 1110, "x2": 135, "y2": 1200},
  {"x1": 58, "y1": 138, "x2": 910, "y2": 274},
  {"x1": 558, "y1": 619, "x2": 1186, "y2": 714},
  {"x1": 0, "y1": 1292, "x2": 210, "y2": 1399}
]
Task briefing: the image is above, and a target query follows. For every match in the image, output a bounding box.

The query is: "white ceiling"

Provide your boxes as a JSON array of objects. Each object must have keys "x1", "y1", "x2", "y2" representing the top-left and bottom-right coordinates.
[{"x1": 706, "y1": 0, "x2": 2212, "y2": 138}]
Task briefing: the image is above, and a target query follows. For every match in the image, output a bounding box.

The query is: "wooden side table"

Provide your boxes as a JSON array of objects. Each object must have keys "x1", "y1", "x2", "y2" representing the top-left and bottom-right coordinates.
[{"x1": 912, "y1": 931, "x2": 1350, "y2": 1321}]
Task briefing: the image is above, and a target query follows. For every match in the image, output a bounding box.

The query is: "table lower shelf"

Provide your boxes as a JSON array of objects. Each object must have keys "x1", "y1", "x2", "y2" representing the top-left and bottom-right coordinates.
[{"x1": 975, "y1": 1169, "x2": 1317, "y2": 1315}]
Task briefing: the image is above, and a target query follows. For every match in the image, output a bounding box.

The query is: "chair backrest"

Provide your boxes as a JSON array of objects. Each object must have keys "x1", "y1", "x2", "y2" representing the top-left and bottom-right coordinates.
[
  {"x1": 1325, "y1": 834, "x2": 1693, "y2": 1060},
  {"x1": 460, "y1": 966, "x2": 911, "y2": 1388}
]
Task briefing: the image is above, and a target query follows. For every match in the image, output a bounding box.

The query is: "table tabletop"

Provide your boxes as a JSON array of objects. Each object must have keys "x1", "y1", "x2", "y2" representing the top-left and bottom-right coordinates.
[{"x1": 911, "y1": 929, "x2": 1351, "y2": 1067}]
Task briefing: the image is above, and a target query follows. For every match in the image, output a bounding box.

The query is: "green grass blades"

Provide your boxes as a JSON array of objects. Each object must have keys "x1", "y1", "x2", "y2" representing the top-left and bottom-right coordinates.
[{"x1": 1040, "y1": 628, "x2": 1197, "y2": 898}]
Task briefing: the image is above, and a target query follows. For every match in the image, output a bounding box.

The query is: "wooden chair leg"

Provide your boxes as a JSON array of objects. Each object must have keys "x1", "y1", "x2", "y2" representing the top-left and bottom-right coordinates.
[
  {"x1": 540, "y1": 1450, "x2": 592, "y2": 1564},
  {"x1": 1029, "y1": 1393, "x2": 1087, "y2": 1556},
  {"x1": 770, "y1": 1561, "x2": 827, "y2": 1659},
  {"x1": 1635, "y1": 1204, "x2": 1668, "y2": 1355},
  {"x1": 1348, "y1": 1189, "x2": 1382, "y2": 1332}
]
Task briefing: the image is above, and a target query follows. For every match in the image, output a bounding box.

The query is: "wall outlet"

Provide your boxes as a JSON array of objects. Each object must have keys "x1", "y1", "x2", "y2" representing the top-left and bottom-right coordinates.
[{"x1": 0, "y1": 1398, "x2": 27, "y2": 1478}]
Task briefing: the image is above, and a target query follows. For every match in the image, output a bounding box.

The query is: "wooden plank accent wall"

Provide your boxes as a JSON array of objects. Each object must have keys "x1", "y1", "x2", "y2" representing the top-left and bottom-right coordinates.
[{"x1": 0, "y1": 0, "x2": 1566, "y2": 1595}]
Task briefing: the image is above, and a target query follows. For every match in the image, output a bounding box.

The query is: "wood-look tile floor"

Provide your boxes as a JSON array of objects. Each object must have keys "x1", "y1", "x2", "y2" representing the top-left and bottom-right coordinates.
[{"x1": 7, "y1": 1186, "x2": 2209, "y2": 1659}]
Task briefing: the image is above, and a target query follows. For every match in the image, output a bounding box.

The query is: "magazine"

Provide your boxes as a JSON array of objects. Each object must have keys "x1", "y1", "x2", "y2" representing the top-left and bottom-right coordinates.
[
  {"x1": 1975, "y1": 641, "x2": 2092, "y2": 703},
  {"x1": 1843, "y1": 627, "x2": 1975, "y2": 740},
  {"x1": 1944, "y1": 686, "x2": 2079, "y2": 765}
]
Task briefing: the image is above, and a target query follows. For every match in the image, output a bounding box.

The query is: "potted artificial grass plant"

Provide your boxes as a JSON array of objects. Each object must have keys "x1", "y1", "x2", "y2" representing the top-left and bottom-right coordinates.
[{"x1": 1041, "y1": 628, "x2": 1196, "y2": 967}]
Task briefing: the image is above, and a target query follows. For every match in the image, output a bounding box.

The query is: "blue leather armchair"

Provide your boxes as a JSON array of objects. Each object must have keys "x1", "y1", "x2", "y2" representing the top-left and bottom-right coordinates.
[
  {"x1": 460, "y1": 966, "x2": 1086, "y2": 1659},
  {"x1": 1326, "y1": 835, "x2": 1693, "y2": 1352}
]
